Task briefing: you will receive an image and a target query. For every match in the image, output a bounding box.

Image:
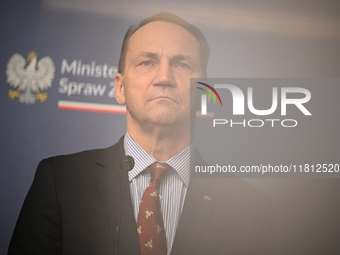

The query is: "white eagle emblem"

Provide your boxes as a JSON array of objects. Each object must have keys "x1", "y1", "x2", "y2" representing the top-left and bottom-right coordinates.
[{"x1": 6, "y1": 51, "x2": 55, "y2": 104}]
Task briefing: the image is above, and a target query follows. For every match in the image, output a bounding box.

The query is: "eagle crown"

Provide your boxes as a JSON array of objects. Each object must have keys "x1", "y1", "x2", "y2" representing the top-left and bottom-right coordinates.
[{"x1": 27, "y1": 51, "x2": 37, "y2": 62}]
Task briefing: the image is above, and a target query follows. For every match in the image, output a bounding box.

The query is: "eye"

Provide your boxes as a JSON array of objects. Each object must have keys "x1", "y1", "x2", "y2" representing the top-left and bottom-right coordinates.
[
  {"x1": 140, "y1": 61, "x2": 152, "y2": 67},
  {"x1": 176, "y1": 62, "x2": 190, "y2": 69}
]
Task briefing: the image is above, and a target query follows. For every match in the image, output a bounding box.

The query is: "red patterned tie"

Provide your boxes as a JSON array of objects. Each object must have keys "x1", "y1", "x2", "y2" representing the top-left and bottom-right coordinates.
[{"x1": 137, "y1": 162, "x2": 171, "y2": 255}]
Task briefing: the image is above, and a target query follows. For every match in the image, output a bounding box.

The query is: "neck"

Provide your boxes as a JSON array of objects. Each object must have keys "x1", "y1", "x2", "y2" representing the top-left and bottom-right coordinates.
[{"x1": 127, "y1": 119, "x2": 192, "y2": 162}]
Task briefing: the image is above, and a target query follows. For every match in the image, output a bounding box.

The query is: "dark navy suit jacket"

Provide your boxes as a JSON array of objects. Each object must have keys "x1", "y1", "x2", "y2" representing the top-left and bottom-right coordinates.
[{"x1": 9, "y1": 136, "x2": 275, "y2": 254}]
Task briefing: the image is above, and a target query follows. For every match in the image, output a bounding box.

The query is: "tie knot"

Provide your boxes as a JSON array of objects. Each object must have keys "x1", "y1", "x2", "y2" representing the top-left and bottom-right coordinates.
[{"x1": 150, "y1": 162, "x2": 171, "y2": 182}]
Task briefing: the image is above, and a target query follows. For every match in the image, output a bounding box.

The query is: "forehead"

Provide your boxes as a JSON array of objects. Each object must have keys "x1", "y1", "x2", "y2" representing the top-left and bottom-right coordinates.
[{"x1": 127, "y1": 21, "x2": 200, "y2": 60}]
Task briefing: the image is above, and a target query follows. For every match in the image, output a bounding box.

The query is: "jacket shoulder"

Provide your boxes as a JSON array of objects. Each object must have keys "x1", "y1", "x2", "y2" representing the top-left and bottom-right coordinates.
[{"x1": 41, "y1": 136, "x2": 125, "y2": 171}]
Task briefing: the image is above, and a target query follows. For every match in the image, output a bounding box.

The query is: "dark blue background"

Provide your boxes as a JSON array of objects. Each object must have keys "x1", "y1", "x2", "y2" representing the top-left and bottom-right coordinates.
[{"x1": 1, "y1": 1, "x2": 340, "y2": 254}]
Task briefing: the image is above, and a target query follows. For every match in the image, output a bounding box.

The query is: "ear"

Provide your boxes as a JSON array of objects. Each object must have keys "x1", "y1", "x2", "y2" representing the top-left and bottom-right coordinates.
[{"x1": 115, "y1": 73, "x2": 126, "y2": 105}]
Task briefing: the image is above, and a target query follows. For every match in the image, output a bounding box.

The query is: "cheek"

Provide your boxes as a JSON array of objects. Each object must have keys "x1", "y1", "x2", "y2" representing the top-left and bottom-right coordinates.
[
  {"x1": 178, "y1": 86, "x2": 193, "y2": 111},
  {"x1": 124, "y1": 87, "x2": 141, "y2": 105},
  {"x1": 123, "y1": 79, "x2": 150, "y2": 107},
  {"x1": 179, "y1": 80, "x2": 192, "y2": 97}
]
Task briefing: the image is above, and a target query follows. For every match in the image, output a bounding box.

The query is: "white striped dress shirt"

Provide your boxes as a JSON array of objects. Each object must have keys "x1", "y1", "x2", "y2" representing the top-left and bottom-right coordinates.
[{"x1": 124, "y1": 133, "x2": 191, "y2": 255}]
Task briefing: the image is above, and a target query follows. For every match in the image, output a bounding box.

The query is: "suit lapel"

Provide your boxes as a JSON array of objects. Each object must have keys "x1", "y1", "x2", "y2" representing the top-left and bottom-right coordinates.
[
  {"x1": 94, "y1": 137, "x2": 140, "y2": 254},
  {"x1": 171, "y1": 150, "x2": 216, "y2": 254},
  {"x1": 171, "y1": 178, "x2": 216, "y2": 254}
]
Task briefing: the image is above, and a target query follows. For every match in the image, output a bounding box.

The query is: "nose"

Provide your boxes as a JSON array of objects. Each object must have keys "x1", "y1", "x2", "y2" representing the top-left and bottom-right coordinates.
[{"x1": 153, "y1": 61, "x2": 175, "y2": 87}]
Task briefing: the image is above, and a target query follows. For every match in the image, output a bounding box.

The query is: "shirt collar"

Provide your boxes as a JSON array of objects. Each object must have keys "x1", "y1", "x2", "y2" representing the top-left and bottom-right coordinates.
[{"x1": 124, "y1": 133, "x2": 191, "y2": 186}]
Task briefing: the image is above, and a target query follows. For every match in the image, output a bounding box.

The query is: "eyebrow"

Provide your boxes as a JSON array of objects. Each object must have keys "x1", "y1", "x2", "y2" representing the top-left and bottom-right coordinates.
[
  {"x1": 171, "y1": 55, "x2": 195, "y2": 65},
  {"x1": 135, "y1": 51, "x2": 196, "y2": 64},
  {"x1": 135, "y1": 51, "x2": 158, "y2": 60}
]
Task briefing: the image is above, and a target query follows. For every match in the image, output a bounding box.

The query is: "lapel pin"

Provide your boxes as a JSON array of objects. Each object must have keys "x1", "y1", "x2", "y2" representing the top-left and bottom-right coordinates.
[{"x1": 204, "y1": 196, "x2": 211, "y2": 201}]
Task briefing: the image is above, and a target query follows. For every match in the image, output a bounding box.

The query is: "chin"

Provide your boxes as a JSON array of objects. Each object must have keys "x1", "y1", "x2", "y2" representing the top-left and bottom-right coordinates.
[{"x1": 151, "y1": 114, "x2": 190, "y2": 128}]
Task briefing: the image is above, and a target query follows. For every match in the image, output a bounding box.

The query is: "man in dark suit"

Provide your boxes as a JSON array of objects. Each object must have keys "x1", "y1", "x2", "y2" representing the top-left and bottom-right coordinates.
[{"x1": 9, "y1": 13, "x2": 274, "y2": 254}]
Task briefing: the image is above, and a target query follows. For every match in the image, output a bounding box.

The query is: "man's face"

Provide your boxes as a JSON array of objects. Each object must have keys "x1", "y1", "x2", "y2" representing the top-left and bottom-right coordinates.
[{"x1": 115, "y1": 21, "x2": 202, "y2": 129}]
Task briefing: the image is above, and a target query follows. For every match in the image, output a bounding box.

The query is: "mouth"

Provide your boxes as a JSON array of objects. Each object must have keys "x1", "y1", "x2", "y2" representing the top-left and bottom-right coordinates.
[{"x1": 149, "y1": 95, "x2": 177, "y2": 103}]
